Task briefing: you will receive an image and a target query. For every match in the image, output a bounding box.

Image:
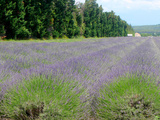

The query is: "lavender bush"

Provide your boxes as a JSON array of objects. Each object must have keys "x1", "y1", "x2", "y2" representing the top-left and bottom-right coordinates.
[
  {"x1": 97, "y1": 74, "x2": 160, "y2": 120},
  {"x1": 0, "y1": 37, "x2": 160, "y2": 119}
]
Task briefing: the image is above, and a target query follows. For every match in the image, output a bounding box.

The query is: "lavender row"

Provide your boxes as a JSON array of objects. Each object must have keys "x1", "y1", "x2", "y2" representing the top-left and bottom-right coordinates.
[
  {"x1": 0, "y1": 37, "x2": 146, "y2": 100},
  {"x1": 0, "y1": 37, "x2": 143, "y2": 78},
  {"x1": 1, "y1": 37, "x2": 160, "y2": 119},
  {"x1": 100, "y1": 37, "x2": 160, "y2": 84}
]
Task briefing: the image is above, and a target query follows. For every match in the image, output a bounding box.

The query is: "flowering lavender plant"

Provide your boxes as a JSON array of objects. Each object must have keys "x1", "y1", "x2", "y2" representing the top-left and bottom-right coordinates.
[{"x1": 0, "y1": 37, "x2": 160, "y2": 119}]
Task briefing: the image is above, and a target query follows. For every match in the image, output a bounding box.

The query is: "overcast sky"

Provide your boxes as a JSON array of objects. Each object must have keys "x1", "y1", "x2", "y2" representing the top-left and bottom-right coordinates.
[{"x1": 75, "y1": 0, "x2": 160, "y2": 26}]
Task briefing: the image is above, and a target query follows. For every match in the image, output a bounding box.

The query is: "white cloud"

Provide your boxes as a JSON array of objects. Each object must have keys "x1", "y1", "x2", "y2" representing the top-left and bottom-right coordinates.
[
  {"x1": 74, "y1": 0, "x2": 160, "y2": 25},
  {"x1": 97, "y1": 0, "x2": 160, "y2": 12},
  {"x1": 125, "y1": 0, "x2": 160, "y2": 10},
  {"x1": 75, "y1": 0, "x2": 160, "y2": 12},
  {"x1": 75, "y1": 0, "x2": 85, "y2": 4}
]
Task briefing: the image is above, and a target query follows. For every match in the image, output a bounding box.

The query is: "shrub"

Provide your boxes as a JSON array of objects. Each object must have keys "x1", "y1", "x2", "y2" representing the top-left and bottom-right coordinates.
[
  {"x1": 52, "y1": 30, "x2": 59, "y2": 38},
  {"x1": 97, "y1": 74, "x2": 160, "y2": 120},
  {"x1": 0, "y1": 75, "x2": 84, "y2": 119},
  {"x1": 16, "y1": 27, "x2": 31, "y2": 39},
  {"x1": 0, "y1": 25, "x2": 5, "y2": 36},
  {"x1": 84, "y1": 27, "x2": 90, "y2": 38},
  {"x1": 74, "y1": 27, "x2": 80, "y2": 37}
]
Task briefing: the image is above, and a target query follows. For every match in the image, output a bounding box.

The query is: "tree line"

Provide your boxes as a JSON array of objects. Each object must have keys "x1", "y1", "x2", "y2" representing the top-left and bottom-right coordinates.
[{"x1": 0, "y1": 0, "x2": 135, "y2": 39}]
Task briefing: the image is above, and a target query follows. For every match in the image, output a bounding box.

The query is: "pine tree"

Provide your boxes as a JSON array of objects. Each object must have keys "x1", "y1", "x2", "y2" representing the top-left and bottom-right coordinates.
[
  {"x1": 0, "y1": 0, "x2": 6, "y2": 36},
  {"x1": 2, "y1": 0, "x2": 29, "y2": 39},
  {"x1": 0, "y1": 0, "x2": 134, "y2": 39}
]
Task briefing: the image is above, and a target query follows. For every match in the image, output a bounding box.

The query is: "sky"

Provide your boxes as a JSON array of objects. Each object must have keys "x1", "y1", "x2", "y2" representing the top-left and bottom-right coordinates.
[{"x1": 75, "y1": 0, "x2": 160, "y2": 26}]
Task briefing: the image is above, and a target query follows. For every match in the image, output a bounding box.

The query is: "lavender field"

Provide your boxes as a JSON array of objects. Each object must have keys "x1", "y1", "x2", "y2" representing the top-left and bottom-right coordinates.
[{"x1": 0, "y1": 37, "x2": 160, "y2": 120}]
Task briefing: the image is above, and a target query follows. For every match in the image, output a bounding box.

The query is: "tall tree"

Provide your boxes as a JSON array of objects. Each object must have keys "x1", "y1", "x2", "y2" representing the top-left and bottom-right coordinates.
[
  {"x1": 0, "y1": 0, "x2": 134, "y2": 39},
  {"x1": 2, "y1": 0, "x2": 30, "y2": 39}
]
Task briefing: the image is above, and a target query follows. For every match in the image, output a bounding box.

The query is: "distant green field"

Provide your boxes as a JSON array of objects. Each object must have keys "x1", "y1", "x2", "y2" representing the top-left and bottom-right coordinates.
[{"x1": 133, "y1": 24, "x2": 160, "y2": 36}]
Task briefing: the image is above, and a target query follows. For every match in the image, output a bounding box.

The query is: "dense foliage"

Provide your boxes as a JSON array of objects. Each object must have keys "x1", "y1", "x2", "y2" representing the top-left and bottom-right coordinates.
[{"x1": 0, "y1": 0, "x2": 134, "y2": 39}]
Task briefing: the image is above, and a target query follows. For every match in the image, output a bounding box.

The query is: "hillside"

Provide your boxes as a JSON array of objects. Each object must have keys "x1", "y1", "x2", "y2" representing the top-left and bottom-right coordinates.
[{"x1": 133, "y1": 24, "x2": 160, "y2": 36}]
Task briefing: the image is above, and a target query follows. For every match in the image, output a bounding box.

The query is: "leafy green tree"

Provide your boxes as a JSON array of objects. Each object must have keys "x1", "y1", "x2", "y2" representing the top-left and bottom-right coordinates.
[
  {"x1": 24, "y1": 0, "x2": 54, "y2": 38},
  {"x1": 0, "y1": 0, "x2": 134, "y2": 39},
  {"x1": 0, "y1": 0, "x2": 6, "y2": 36},
  {"x1": 1, "y1": 0, "x2": 29, "y2": 39}
]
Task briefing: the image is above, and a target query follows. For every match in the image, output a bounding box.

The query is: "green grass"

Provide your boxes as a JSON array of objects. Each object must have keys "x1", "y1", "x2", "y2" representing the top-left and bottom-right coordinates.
[
  {"x1": 0, "y1": 36, "x2": 109, "y2": 43},
  {"x1": 0, "y1": 38, "x2": 83, "y2": 43},
  {"x1": 0, "y1": 75, "x2": 85, "y2": 120},
  {"x1": 97, "y1": 74, "x2": 160, "y2": 120}
]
